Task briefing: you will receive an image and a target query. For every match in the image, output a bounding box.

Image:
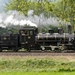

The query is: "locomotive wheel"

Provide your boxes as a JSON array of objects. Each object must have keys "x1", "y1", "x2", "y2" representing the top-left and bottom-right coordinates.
[
  {"x1": 53, "y1": 48, "x2": 61, "y2": 53},
  {"x1": 27, "y1": 48, "x2": 31, "y2": 52},
  {"x1": 41, "y1": 48, "x2": 47, "y2": 52},
  {"x1": 14, "y1": 49, "x2": 18, "y2": 52},
  {"x1": 0, "y1": 49, "x2": 2, "y2": 52},
  {"x1": 40, "y1": 46, "x2": 46, "y2": 51},
  {"x1": 27, "y1": 49, "x2": 31, "y2": 52},
  {"x1": 13, "y1": 47, "x2": 18, "y2": 52},
  {"x1": 60, "y1": 50, "x2": 68, "y2": 53},
  {"x1": 0, "y1": 47, "x2": 2, "y2": 52}
]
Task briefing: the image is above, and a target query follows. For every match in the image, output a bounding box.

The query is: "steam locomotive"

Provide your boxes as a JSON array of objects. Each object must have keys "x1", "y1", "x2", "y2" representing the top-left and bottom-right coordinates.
[{"x1": 0, "y1": 25, "x2": 75, "y2": 52}]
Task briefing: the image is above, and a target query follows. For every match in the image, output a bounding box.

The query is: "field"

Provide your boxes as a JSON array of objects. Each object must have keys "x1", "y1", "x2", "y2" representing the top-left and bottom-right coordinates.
[
  {"x1": 0, "y1": 56, "x2": 75, "y2": 75},
  {"x1": 0, "y1": 72, "x2": 75, "y2": 75}
]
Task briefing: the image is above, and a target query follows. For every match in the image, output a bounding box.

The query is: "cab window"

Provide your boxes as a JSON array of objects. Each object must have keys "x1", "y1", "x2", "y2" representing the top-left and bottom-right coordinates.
[
  {"x1": 30, "y1": 31, "x2": 33, "y2": 35},
  {"x1": 20, "y1": 30, "x2": 25, "y2": 34}
]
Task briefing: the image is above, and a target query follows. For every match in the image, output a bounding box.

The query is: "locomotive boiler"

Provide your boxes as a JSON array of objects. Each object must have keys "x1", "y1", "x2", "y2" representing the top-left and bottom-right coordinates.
[
  {"x1": 35, "y1": 25, "x2": 75, "y2": 51},
  {"x1": 35, "y1": 29, "x2": 74, "y2": 51}
]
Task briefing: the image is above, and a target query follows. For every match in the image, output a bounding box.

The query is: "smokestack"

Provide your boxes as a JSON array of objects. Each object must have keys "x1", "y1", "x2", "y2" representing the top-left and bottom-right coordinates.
[
  {"x1": 49, "y1": 28, "x2": 54, "y2": 34},
  {"x1": 58, "y1": 28, "x2": 64, "y2": 34},
  {"x1": 68, "y1": 25, "x2": 72, "y2": 34}
]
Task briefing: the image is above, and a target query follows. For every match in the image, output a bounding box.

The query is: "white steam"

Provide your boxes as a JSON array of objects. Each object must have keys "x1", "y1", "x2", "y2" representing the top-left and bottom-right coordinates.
[
  {"x1": 0, "y1": 10, "x2": 38, "y2": 28},
  {"x1": 0, "y1": 10, "x2": 59, "y2": 28}
]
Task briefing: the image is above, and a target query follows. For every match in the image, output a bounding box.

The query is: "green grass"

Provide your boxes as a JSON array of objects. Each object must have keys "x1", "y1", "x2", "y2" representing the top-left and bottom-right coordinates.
[
  {"x1": 0, "y1": 72, "x2": 75, "y2": 75},
  {"x1": 0, "y1": 56, "x2": 75, "y2": 72}
]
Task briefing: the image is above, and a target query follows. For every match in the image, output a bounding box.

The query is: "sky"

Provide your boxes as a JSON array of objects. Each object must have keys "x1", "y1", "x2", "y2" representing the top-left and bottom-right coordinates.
[{"x1": 0, "y1": 0, "x2": 8, "y2": 12}]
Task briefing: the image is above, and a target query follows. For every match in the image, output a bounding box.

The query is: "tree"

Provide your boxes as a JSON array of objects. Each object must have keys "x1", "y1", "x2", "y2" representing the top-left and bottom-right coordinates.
[
  {"x1": 5, "y1": 0, "x2": 31, "y2": 16},
  {"x1": 5, "y1": 0, "x2": 54, "y2": 17},
  {"x1": 52, "y1": 0, "x2": 75, "y2": 31}
]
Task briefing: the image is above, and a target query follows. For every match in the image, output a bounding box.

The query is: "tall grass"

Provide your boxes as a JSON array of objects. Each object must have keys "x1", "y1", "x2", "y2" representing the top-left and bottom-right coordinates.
[{"x1": 0, "y1": 57, "x2": 75, "y2": 72}]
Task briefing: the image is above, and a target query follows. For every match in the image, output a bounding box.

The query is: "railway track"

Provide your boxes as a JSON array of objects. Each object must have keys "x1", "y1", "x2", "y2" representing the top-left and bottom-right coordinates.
[{"x1": 0, "y1": 51, "x2": 75, "y2": 56}]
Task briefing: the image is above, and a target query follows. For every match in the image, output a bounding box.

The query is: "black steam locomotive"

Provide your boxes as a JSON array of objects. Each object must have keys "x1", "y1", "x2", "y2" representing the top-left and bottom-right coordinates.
[{"x1": 0, "y1": 25, "x2": 75, "y2": 52}]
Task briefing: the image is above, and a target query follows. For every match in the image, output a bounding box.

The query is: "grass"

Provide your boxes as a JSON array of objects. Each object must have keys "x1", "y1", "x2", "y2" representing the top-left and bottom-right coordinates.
[
  {"x1": 0, "y1": 72, "x2": 75, "y2": 75},
  {"x1": 0, "y1": 56, "x2": 75, "y2": 72}
]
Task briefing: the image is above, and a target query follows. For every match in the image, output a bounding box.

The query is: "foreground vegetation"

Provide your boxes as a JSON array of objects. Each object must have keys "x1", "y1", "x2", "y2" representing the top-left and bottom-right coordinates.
[
  {"x1": 0, "y1": 56, "x2": 75, "y2": 72},
  {"x1": 0, "y1": 72, "x2": 75, "y2": 75}
]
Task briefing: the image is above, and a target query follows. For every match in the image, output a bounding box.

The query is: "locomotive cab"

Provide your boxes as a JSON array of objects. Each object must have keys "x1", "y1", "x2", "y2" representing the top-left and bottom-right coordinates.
[{"x1": 19, "y1": 27, "x2": 38, "y2": 51}]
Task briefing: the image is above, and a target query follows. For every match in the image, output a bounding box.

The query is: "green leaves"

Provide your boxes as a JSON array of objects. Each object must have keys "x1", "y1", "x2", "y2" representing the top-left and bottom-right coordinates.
[
  {"x1": 5, "y1": 0, "x2": 54, "y2": 17},
  {"x1": 52, "y1": 0, "x2": 75, "y2": 30}
]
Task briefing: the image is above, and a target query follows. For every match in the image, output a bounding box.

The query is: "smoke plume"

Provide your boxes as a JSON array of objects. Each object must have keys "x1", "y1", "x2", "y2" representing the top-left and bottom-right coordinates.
[{"x1": 0, "y1": 10, "x2": 59, "y2": 28}]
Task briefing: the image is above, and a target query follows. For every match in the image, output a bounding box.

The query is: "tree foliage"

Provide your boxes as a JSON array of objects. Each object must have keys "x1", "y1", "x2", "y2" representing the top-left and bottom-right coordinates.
[
  {"x1": 5, "y1": 0, "x2": 54, "y2": 16},
  {"x1": 52, "y1": 0, "x2": 75, "y2": 30}
]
